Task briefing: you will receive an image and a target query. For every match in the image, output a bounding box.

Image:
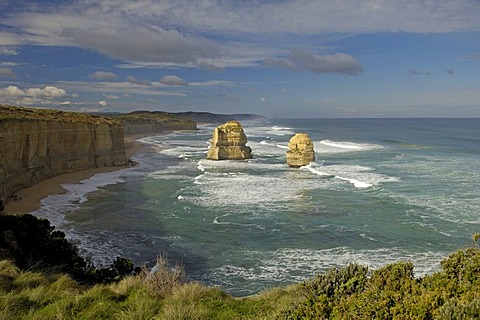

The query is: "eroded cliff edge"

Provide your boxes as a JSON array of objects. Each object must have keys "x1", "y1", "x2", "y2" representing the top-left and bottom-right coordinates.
[{"x1": 0, "y1": 105, "x2": 128, "y2": 205}]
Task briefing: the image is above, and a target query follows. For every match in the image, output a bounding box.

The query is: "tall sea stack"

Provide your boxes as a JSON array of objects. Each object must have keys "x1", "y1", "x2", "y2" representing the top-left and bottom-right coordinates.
[
  {"x1": 286, "y1": 133, "x2": 315, "y2": 167},
  {"x1": 207, "y1": 121, "x2": 253, "y2": 160}
]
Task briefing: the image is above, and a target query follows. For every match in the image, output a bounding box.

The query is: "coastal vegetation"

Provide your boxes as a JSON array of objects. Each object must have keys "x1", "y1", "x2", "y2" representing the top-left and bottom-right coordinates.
[
  {"x1": 108, "y1": 110, "x2": 198, "y2": 134},
  {"x1": 0, "y1": 105, "x2": 120, "y2": 125},
  {"x1": 1, "y1": 214, "x2": 480, "y2": 319}
]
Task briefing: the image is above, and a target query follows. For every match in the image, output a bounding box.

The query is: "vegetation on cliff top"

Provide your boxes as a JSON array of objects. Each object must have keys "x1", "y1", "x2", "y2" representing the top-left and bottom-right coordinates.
[
  {"x1": 111, "y1": 110, "x2": 197, "y2": 124},
  {"x1": 0, "y1": 105, "x2": 121, "y2": 125},
  {"x1": 1, "y1": 214, "x2": 480, "y2": 319}
]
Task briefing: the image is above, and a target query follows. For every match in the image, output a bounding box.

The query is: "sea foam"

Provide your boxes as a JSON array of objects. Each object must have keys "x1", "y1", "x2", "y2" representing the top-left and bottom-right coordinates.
[
  {"x1": 208, "y1": 246, "x2": 448, "y2": 295},
  {"x1": 303, "y1": 163, "x2": 398, "y2": 189},
  {"x1": 32, "y1": 168, "x2": 131, "y2": 226},
  {"x1": 316, "y1": 140, "x2": 383, "y2": 154}
]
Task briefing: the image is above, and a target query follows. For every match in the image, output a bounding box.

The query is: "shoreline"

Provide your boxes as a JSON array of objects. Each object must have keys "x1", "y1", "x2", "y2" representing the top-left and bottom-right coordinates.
[{"x1": 3, "y1": 134, "x2": 160, "y2": 215}]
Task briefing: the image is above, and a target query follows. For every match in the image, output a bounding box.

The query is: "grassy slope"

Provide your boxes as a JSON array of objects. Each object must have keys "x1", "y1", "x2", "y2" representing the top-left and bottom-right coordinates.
[
  {"x1": 0, "y1": 105, "x2": 120, "y2": 125},
  {"x1": 2, "y1": 245, "x2": 480, "y2": 319},
  {"x1": 111, "y1": 110, "x2": 197, "y2": 125}
]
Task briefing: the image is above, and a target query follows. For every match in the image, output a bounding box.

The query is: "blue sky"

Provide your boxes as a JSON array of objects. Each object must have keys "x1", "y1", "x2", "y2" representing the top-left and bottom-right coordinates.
[{"x1": 1, "y1": 0, "x2": 480, "y2": 118}]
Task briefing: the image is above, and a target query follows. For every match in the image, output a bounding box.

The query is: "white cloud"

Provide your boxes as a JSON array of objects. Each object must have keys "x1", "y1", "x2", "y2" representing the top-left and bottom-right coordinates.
[
  {"x1": 88, "y1": 0, "x2": 480, "y2": 34},
  {"x1": 159, "y1": 75, "x2": 188, "y2": 86},
  {"x1": 0, "y1": 85, "x2": 67, "y2": 98},
  {"x1": 2, "y1": 0, "x2": 479, "y2": 70},
  {"x1": 90, "y1": 71, "x2": 118, "y2": 80},
  {"x1": 103, "y1": 93, "x2": 119, "y2": 99},
  {"x1": 264, "y1": 49, "x2": 363, "y2": 75},
  {"x1": 0, "y1": 62, "x2": 22, "y2": 67},
  {"x1": 189, "y1": 80, "x2": 233, "y2": 87},
  {"x1": 0, "y1": 67, "x2": 17, "y2": 78},
  {"x1": 127, "y1": 75, "x2": 151, "y2": 86},
  {"x1": 29, "y1": 86, "x2": 67, "y2": 98},
  {"x1": 0, "y1": 46, "x2": 18, "y2": 55},
  {"x1": 98, "y1": 100, "x2": 108, "y2": 106},
  {"x1": 60, "y1": 24, "x2": 219, "y2": 65},
  {"x1": 0, "y1": 85, "x2": 68, "y2": 106},
  {"x1": 55, "y1": 80, "x2": 187, "y2": 97},
  {"x1": 321, "y1": 98, "x2": 336, "y2": 103}
]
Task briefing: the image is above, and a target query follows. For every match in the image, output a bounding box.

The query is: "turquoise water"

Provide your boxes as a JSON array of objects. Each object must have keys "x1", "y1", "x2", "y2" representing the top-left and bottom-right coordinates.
[{"x1": 33, "y1": 118, "x2": 480, "y2": 296}]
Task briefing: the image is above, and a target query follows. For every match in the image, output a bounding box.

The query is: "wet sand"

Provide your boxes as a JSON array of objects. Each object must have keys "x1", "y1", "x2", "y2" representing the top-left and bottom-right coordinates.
[{"x1": 4, "y1": 135, "x2": 156, "y2": 215}]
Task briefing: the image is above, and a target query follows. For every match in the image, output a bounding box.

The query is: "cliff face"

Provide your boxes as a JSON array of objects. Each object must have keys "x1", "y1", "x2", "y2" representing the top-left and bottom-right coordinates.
[
  {"x1": 207, "y1": 121, "x2": 253, "y2": 160},
  {"x1": 0, "y1": 106, "x2": 128, "y2": 204},
  {"x1": 286, "y1": 133, "x2": 315, "y2": 167}
]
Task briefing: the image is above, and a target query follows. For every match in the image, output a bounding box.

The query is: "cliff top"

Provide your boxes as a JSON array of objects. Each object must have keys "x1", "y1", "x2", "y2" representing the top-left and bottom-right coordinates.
[
  {"x1": 0, "y1": 105, "x2": 120, "y2": 124},
  {"x1": 174, "y1": 111, "x2": 266, "y2": 124},
  {"x1": 112, "y1": 110, "x2": 194, "y2": 122}
]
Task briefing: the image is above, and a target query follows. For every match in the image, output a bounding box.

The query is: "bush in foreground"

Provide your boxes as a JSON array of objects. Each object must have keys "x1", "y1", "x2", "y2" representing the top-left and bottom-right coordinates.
[
  {"x1": 2, "y1": 214, "x2": 480, "y2": 318},
  {"x1": 1, "y1": 247, "x2": 480, "y2": 319},
  {"x1": 0, "y1": 214, "x2": 134, "y2": 284}
]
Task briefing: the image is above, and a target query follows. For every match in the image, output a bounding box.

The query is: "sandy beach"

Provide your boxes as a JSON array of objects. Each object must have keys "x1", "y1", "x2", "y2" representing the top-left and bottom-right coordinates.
[{"x1": 3, "y1": 135, "x2": 155, "y2": 215}]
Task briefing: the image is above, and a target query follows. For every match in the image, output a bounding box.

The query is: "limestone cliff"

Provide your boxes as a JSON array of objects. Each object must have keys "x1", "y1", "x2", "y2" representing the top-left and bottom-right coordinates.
[
  {"x1": 0, "y1": 105, "x2": 128, "y2": 205},
  {"x1": 207, "y1": 121, "x2": 253, "y2": 160},
  {"x1": 286, "y1": 133, "x2": 315, "y2": 167}
]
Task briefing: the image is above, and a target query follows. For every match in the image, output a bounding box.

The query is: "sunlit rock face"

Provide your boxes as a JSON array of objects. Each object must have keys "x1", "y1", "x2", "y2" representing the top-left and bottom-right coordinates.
[
  {"x1": 0, "y1": 105, "x2": 128, "y2": 203},
  {"x1": 286, "y1": 133, "x2": 315, "y2": 167},
  {"x1": 207, "y1": 121, "x2": 253, "y2": 160}
]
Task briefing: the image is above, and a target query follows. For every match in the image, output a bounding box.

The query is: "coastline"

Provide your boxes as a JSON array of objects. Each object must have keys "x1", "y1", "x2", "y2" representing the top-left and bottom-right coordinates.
[{"x1": 3, "y1": 134, "x2": 158, "y2": 215}]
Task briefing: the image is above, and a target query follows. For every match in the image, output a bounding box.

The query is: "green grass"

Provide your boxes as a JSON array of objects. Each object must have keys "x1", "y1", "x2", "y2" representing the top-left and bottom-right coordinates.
[
  {"x1": 2, "y1": 245, "x2": 480, "y2": 319},
  {"x1": 2, "y1": 214, "x2": 480, "y2": 318},
  {"x1": 0, "y1": 105, "x2": 120, "y2": 124}
]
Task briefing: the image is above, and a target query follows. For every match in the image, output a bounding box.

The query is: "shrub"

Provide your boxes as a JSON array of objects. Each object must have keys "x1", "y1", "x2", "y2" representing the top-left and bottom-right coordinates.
[
  {"x1": 278, "y1": 263, "x2": 369, "y2": 319},
  {"x1": 0, "y1": 214, "x2": 87, "y2": 279},
  {"x1": 0, "y1": 214, "x2": 135, "y2": 285}
]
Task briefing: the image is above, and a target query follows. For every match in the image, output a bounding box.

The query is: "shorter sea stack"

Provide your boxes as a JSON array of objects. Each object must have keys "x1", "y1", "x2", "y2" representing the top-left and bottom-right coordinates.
[
  {"x1": 286, "y1": 133, "x2": 315, "y2": 167},
  {"x1": 207, "y1": 121, "x2": 253, "y2": 160}
]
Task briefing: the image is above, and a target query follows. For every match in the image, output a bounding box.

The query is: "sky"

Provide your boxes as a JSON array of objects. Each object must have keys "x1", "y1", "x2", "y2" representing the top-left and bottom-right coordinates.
[{"x1": 1, "y1": 0, "x2": 480, "y2": 118}]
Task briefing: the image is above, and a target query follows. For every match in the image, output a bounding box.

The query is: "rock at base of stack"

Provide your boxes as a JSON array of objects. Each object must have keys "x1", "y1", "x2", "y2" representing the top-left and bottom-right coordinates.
[
  {"x1": 207, "y1": 121, "x2": 253, "y2": 160},
  {"x1": 286, "y1": 133, "x2": 315, "y2": 167}
]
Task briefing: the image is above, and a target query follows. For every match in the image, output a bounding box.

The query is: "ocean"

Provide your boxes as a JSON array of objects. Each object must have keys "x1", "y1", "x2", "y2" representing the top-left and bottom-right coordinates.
[{"x1": 32, "y1": 118, "x2": 480, "y2": 296}]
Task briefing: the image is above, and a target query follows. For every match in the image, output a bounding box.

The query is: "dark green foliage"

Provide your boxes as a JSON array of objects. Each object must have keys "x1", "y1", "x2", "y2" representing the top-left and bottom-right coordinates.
[
  {"x1": 87, "y1": 257, "x2": 135, "y2": 284},
  {"x1": 280, "y1": 248, "x2": 480, "y2": 319},
  {"x1": 2, "y1": 215, "x2": 480, "y2": 319},
  {"x1": 0, "y1": 214, "x2": 87, "y2": 278},
  {"x1": 441, "y1": 248, "x2": 480, "y2": 287},
  {"x1": 0, "y1": 214, "x2": 134, "y2": 284},
  {"x1": 278, "y1": 263, "x2": 369, "y2": 319}
]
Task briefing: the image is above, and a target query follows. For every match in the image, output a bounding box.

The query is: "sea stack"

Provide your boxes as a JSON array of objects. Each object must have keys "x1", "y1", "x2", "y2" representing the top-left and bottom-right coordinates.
[
  {"x1": 286, "y1": 133, "x2": 315, "y2": 167},
  {"x1": 207, "y1": 121, "x2": 253, "y2": 160}
]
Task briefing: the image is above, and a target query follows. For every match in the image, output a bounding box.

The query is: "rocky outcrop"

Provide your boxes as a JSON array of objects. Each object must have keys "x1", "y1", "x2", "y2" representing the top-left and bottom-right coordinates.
[
  {"x1": 0, "y1": 105, "x2": 128, "y2": 205},
  {"x1": 207, "y1": 121, "x2": 253, "y2": 160},
  {"x1": 286, "y1": 133, "x2": 315, "y2": 167}
]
